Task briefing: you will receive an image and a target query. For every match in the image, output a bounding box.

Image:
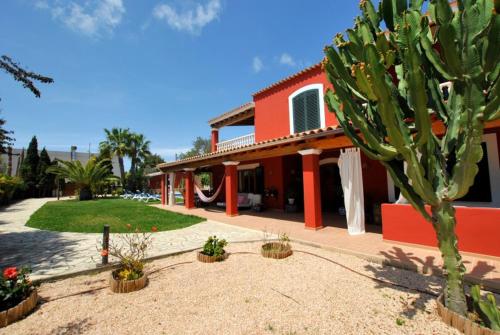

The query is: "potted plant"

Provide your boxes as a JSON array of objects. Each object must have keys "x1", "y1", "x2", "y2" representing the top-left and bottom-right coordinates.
[
  {"x1": 107, "y1": 227, "x2": 154, "y2": 293},
  {"x1": 286, "y1": 188, "x2": 296, "y2": 205},
  {"x1": 436, "y1": 285, "x2": 500, "y2": 335},
  {"x1": 261, "y1": 233, "x2": 293, "y2": 259},
  {"x1": 197, "y1": 236, "x2": 228, "y2": 263},
  {"x1": 0, "y1": 266, "x2": 37, "y2": 328}
]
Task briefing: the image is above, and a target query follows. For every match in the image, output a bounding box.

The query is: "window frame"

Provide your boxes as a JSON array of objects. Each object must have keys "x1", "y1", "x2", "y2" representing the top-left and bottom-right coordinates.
[
  {"x1": 288, "y1": 83, "x2": 326, "y2": 134},
  {"x1": 386, "y1": 133, "x2": 500, "y2": 207}
]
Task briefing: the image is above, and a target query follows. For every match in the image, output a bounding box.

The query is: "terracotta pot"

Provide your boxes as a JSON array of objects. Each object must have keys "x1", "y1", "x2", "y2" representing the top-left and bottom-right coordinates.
[
  {"x1": 436, "y1": 293, "x2": 500, "y2": 335},
  {"x1": 109, "y1": 271, "x2": 148, "y2": 293},
  {"x1": 261, "y1": 242, "x2": 293, "y2": 259},
  {"x1": 197, "y1": 251, "x2": 227, "y2": 263},
  {"x1": 0, "y1": 290, "x2": 38, "y2": 328}
]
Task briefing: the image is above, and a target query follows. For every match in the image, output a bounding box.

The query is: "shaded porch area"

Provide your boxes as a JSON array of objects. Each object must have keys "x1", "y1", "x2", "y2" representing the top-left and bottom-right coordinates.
[{"x1": 153, "y1": 203, "x2": 500, "y2": 292}]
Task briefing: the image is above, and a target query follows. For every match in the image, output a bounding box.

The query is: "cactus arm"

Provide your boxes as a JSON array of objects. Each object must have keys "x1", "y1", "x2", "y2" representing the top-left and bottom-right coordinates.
[
  {"x1": 448, "y1": 84, "x2": 485, "y2": 200},
  {"x1": 434, "y1": 0, "x2": 464, "y2": 78},
  {"x1": 484, "y1": 14, "x2": 500, "y2": 80},
  {"x1": 382, "y1": 0, "x2": 395, "y2": 31},
  {"x1": 401, "y1": 11, "x2": 432, "y2": 148},
  {"x1": 324, "y1": 89, "x2": 395, "y2": 161},
  {"x1": 360, "y1": 0, "x2": 381, "y2": 32},
  {"x1": 324, "y1": 89, "x2": 398, "y2": 160},
  {"x1": 384, "y1": 161, "x2": 432, "y2": 220},
  {"x1": 419, "y1": 24, "x2": 456, "y2": 81}
]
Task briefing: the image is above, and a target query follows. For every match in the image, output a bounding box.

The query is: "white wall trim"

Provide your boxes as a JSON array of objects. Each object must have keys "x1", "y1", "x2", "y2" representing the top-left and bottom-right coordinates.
[
  {"x1": 386, "y1": 133, "x2": 500, "y2": 207},
  {"x1": 319, "y1": 157, "x2": 339, "y2": 165},
  {"x1": 183, "y1": 168, "x2": 196, "y2": 172},
  {"x1": 288, "y1": 83, "x2": 326, "y2": 134},
  {"x1": 237, "y1": 163, "x2": 260, "y2": 171},
  {"x1": 298, "y1": 149, "x2": 323, "y2": 156}
]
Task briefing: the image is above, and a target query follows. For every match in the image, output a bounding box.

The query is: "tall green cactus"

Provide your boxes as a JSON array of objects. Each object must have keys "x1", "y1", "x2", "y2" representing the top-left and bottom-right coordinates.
[{"x1": 323, "y1": 0, "x2": 499, "y2": 317}]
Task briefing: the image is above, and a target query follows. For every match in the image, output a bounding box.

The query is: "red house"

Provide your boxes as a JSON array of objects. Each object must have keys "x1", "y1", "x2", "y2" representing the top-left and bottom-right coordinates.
[{"x1": 157, "y1": 63, "x2": 500, "y2": 258}]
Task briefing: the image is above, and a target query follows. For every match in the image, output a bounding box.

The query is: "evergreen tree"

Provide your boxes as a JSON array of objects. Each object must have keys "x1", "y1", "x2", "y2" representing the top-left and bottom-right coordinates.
[
  {"x1": 37, "y1": 148, "x2": 55, "y2": 197},
  {"x1": 20, "y1": 136, "x2": 40, "y2": 197}
]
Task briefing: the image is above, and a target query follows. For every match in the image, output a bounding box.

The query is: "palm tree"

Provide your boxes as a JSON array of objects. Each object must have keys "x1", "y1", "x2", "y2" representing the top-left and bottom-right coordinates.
[
  {"x1": 48, "y1": 158, "x2": 117, "y2": 200},
  {"x1": 128, "y1": 133, "x2": 151, "y2": 177},
  {"x1": 99, "y1": 128, "x2": 130, "y2": 186}
]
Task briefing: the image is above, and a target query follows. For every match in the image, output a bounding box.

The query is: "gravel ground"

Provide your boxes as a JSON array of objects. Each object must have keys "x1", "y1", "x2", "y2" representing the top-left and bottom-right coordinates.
[{"x1": 1, "y1": 242, "x2": 460, "y2": 335}]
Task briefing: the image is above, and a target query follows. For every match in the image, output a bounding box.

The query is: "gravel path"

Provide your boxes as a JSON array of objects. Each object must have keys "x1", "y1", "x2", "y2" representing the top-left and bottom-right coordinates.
[
  {"x1": 0, "y1": 198, "x2": 268, "y2": 280},
  {"x1": 0, "y1": 242, "x2": 460, "y2": 335}
]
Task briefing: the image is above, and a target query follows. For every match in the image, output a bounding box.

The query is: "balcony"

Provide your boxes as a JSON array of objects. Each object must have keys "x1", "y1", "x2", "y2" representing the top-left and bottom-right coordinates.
[{"x1": 216, "y1": 133, "x2": 255, "y2": 151}]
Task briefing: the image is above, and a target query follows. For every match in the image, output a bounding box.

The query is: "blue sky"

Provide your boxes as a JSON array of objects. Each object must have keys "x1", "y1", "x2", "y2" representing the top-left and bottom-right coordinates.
[{"x1": 0, "y1": 0, "x2": 360, "y2": 162}]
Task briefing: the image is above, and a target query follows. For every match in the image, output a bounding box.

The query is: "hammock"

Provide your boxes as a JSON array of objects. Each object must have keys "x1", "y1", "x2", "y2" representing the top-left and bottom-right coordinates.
[{"x1": 194, "y1": 175, "x2": 225, "y2": 203}]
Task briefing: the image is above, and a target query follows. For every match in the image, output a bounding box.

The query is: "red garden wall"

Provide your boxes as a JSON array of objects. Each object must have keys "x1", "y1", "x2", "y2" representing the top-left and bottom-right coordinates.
[
  {"x1": 382, "y1": 204, "x2": 500, "y2": 257},
  {"x1": 253, "y1": 65, "x2": 339, "y2": 142}
]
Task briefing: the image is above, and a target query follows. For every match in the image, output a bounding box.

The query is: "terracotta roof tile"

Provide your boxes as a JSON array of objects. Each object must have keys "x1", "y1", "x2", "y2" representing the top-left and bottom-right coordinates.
[{"x1": 252, "y1": 63, "x2": 322, "y2": 97}]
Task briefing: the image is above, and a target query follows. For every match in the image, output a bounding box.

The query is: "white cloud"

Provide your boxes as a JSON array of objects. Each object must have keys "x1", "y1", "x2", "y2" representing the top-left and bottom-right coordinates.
[
  {"x1": 279, "y1": 53, "x2": 296, "y2": 67},
  {"x1": 252, "y1": 56, "x2": 263, "y2": 73},
  {"x1": 153, "y1": 0, "x2": 221, "y2": 35},
  {"x1": 35, "y1": 0, "x2": 125, "y2": 38}
]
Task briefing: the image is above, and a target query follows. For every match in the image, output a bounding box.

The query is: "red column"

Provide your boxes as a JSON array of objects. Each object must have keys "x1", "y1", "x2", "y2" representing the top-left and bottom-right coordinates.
[
  {"x1": 299, "y1": 149, "x2": 323, "y2": 229},
  {"x1": 223, "y1": 162, "x2": 239, "y2": 216},
  {"x1": 184, "y1": 169, "x2": 195, "y2": 209},
  {"x1": 211, "y1": 129, "x2": 219, "y2": 153},
  {"x1": 160, "y1": 174, "x2": 166, "y2": 205}
]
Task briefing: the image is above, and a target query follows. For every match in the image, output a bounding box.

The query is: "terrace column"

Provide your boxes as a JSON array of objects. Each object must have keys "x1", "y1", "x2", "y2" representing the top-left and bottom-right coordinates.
[
  {"x1": 223, "y1": 161, "x2": 239, "y2": 216},
  {"x1": 299, "y1": 149, "x2": 323, "y2": 229},
  {"x1": 211, "y1": 128, "x2": 219, "y2": 153},
  {"x1": 160, "y1": 173, "x2": 166, "y2": 206},
  {"x1": 184, "y1": 168, "x2": 196, "y2": 209},
  {"x1": 168, "y1": 172, "x2": 176, "y2": 207}
]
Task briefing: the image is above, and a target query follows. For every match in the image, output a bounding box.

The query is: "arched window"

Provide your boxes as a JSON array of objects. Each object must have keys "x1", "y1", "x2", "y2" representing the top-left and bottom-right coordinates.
[{"x1": 288, "y1": 84, "x2": 325, "y2": 134}]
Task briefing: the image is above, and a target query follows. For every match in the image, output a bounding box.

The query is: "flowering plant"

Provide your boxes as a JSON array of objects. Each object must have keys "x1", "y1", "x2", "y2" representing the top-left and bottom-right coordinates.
[
  {"x1": 108, "y1": 225, "x2": 154, "y2": 281},
  {"x1": 0, "y1": 266, "x2": 34, "y2": 311}
]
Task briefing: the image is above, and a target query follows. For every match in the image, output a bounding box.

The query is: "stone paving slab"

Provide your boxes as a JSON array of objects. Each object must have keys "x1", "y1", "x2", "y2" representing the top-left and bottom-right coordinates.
[{"x1": 0, "y1": 198, "x2": 269, "y2": 280}]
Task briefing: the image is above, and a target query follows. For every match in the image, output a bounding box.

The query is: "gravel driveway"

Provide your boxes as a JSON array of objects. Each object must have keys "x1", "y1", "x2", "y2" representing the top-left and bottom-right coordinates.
[{"x1": 0, "y1": 242, "x2": 460, "y2": 335}]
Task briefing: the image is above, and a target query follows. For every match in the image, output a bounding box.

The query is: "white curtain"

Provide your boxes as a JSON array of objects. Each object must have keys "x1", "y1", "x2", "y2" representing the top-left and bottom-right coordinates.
[
  {"x1": 168, "y1": 172, "x2": 175, "y2": 207},
  {"x1": 338, "y1": 148, "x2": 365, "y2": 235}
]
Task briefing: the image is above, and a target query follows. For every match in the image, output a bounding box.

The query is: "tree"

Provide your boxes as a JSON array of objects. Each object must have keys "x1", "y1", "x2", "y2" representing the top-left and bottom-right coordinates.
[
  {"x1": 0, "y1": 55, "x2": 53, "y2": 99},
  {"x1": 177, "y1": 137, "x2": 211, "y2": 160},
  {"x1": 322, "y1": 0, "x2": 499, "y2": 316},
  {"x1": 48, "y1": 158, "x2": 117, "y2": 200},
  {"x1": 142, "y1": 153, "x2": 165, "y2": 169},
  {"x1": 128, "y1": 133, "x2": 151, "y2": 177},
  {"x1": 0, "y1": 113, "x2": 14, "y2": 153},
  {"x1": 99, "y1": 128, "x2": 130, "y2": 186},
  {"x1": 37, "y1": 148, "x2": 55, "y2": 197},
  {"x1": 20, "y1": 136, "x2": 40, "y2": 197}
]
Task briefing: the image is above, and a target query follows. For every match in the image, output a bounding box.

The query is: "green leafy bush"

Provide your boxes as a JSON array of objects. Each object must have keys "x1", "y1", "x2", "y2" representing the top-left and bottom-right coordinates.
[
  {"x1": 202, "y1": 236, "x2": 227, "y2": 257},
  {"x1": 0, "y1": 266, "x2": 34, "y2": 311},
  {"x1": 0, "y1": 174, "x2": 25, "y2": 205}
]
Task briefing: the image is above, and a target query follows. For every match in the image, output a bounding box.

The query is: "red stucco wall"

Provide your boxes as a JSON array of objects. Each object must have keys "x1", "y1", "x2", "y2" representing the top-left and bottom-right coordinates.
[
  {"x1": 382, "y1": 204, "x2": 500, "y2": 257},
  {"x1": 253, "y1": 66, "x2": 339, "y2": 142}
]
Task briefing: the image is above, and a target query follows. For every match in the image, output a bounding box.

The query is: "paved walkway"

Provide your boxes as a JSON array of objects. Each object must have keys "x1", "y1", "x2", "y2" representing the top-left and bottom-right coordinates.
[
  {"x1": 0, "y1": 198, "x2": 267, "y2": 280},
  {"x1": 155, "y1": 204, "x2": 500, "y2": 291}
]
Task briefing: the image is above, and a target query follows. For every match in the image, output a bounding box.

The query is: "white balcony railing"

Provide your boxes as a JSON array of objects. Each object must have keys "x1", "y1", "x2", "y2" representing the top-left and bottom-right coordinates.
[{"x1": 216, "y1": 133, "x2": 255, "y2": 151}]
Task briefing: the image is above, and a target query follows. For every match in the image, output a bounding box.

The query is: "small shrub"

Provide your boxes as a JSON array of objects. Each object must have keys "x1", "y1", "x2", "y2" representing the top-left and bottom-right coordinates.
[
  {"x1": 107, "y1": 226, "x2": 154, "y2": 281},
  {"x1": 202, "y1": 236, "x2": 227, "y2": 257},
  {"x1": 0, "y1": 266, "x2": 34, "y2": 311},
  {"x1": 0, "y1": 175, "x2": 25, "y2": 205},
  {"x1": 470, "y1": 285, "x2": 500, "y2": 331},
  {"x1": 262, "y1": 233, "x2": 291, "y2": 253}
]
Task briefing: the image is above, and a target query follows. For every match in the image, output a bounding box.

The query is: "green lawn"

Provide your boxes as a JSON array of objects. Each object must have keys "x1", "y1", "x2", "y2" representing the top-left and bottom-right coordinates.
[{"x1": 26, "y1": 198, "x2": 205, "y2": 233}]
